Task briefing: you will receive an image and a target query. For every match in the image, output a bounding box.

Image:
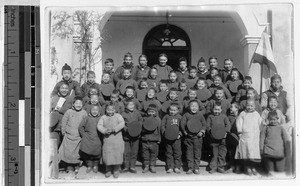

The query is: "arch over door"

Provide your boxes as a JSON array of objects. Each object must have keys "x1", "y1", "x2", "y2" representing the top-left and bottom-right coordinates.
[{"x1": 142, "y1": 24, "x2": 191, "y2": 70}]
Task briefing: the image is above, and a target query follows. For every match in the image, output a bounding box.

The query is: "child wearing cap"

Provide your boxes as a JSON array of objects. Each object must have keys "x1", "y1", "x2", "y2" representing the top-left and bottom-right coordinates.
[
  {"x1": 147, "y1": 67, "x2": 161, "y2": 91},
  {"x1": 206, "y1": 103, "x2": 231, "y2": 174},
  {"x1": 161, "y1": 103, "x2": 182, "y2": 174},
  {"x1": 108, "y1": 89, "x2": 125, "y2": 114},
  {"x1": 261, "y1": 74, "x2": 291, "y2": 120},
  {"x1": 152, "y1": 53, "x2": 173, "y2": 80},
  {"x1": 180, "y1": 100, "x2": 207, "y2": 174},
  {"x1": 260, "y1": 111, "x2": 290, "y2": 176},
  {"x1": 122, "y1": 86, "x2": 142, "y2": 111},
  {"x1": 167, "y1": 71, "x2": 179, "y2": 90},
  {"x1": 81, "y1": 71, "x2": 101, "y2": 98},
  {"x1": 141, "y1": 104, "x2": 161, "y2": 173},
  {"x1": 156, "y1": 80, "x2": 169, "y2": 104},
  {"x1": 185, "y1": 66, "x2": 199, "y2": 89},
  {"x1": 51, "y1": 63, "x2": 81, "y2": 97},
  {"x1": 195, "y1": 78, "x2": 212, "y2": 106},
  {"x1": 58, "y1": 97, "x2": 87, "y2": 174},
  {"x1": 78, "y1": 105, "x2": 102, "y2": 173},
  {"x1": 141, "y1": 88, "x2": 162, "y2": 115},
  {"x1": 197, "y1": 57, "x2": 209, "y2": 79},
  {"x1": 113, "y1": 52, "x2": 135, "y2": 84},
  {"x1": 97, "y1": 103, "x2": 125, "y2": 178},
  {"x1": 235, "y1": 99, "x2": 262, "y2": 176},
  {"x1": 99, "y1": 72, "x2": 115, "y2": 102},
  {"x1": 50, "y1": 83, "x2": 73, "y2": 148},
  {"x1": 131, "y1": 54, "x2": 150, "y2": 82},
  {"x1": 206, "y1": 87, "x2": 231, "y2": 116},
  {"x1": 116, "y1": 68, "x2": 138, "y2": 96},
  {"x1": 176, "y1": 57, "x2": 189, "y2": 82},
  {"x1": 177, "y1": 80, "x2": 188, "y2": 102},
  {"x1": 182, "y1": 88, "x2": 206, "y2": 115},
  {"x1": 209, "y1": 75, "x2": 232, "y2": 103},
  {"x1": 103, "y1": 58, "x2": 115, "y2": 84},
  {"x1": 235, "y1": 76, "x2": 259, "y2": 102},
  {"x1": 225, "y1": 68, "x2": 243, "y2": 99},
  {"x1": 121, "y1": 98, "x2": 143, "y2": 173}
]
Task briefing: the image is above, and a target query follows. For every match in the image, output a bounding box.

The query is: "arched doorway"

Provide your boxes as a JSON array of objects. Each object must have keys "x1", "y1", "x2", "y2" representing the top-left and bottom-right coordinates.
[{"x1": 142, "y1": 24, "x2": 191, "y2": 70}]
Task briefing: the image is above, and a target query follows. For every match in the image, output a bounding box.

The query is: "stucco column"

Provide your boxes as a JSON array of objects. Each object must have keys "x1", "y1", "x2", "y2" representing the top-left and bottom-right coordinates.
[{"x1": 240, "y1": 36, "x2": 260, "y2": 92}]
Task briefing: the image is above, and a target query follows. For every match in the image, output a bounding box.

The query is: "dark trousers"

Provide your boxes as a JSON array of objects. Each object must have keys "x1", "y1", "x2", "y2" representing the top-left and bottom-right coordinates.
[
  {"x1": 124, "y1": 139, "x2": 140, "y2": 169},
  {"x1": 210, "y1": 138, "x2": 227, "y2": 170},
  {"x1": 165, "y1": 139, "x2": 182, "y2": 169},
  {"x1": 184, "y1": 137, "x2": 203, "y2": 170},
  {"x1": 141, "y1": 141, "x2": 159, "y2": 167},
  {"x1": 263, "y1": 157, "x2": 285, "y2": 172},
  {"x1": 79, "y1": 150, "x2": 100, "y2": 168}
]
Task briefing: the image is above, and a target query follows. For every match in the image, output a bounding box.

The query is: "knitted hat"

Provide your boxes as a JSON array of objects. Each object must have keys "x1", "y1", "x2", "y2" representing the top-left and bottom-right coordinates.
[
  {"x1": 62, "y1": 63, "x2": 72, "y2": 72},
  {"x1": 198, "y1": 57, "x2": 205, "y2": 63}
]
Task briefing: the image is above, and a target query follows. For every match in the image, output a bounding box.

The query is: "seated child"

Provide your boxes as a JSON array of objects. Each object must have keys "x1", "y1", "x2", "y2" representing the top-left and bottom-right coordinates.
[
  {"x1": 177, "y1": 80, "x2": 188, "y2": 102},
  {"x1": 197, "y1": 57, "x2": 209, "y2": 79},
  {"x1": 235, "y1": 76, "x2": 259, "y2": 102},
  {"x1": 235, "y1": 99, "x2": 262, "y2": 176},
  {"x1": 141, "y1": 88, "x2": 162, "y2": 114},
  {"x1": 240, "y1": 88, "x2": 262, "y2": 114},
  {"x1": 225, "y1": 68, "x2": 243, "y2": 98},
  {"x1": 220, "y1": 58, "x2": 244, "y2": 83},
  {"x1": 206, "y1": 103, "x2": 231, "y2": 174},
  {"x1": 108, "y1": 89, "x2": 125, "y2": 114},
  {"x1": 82, "y1": 94, "x2": 105, "y2": 115},
  {"x1": 97, "y1": 103, "x2": 125, "y2": 178},
  {"x1": 116, "y1": 68, "x2": 138, "y2": 96},
  {"x1": 132, "y1": 54, "x2": 151, "y2": 82},
  {"x1": 206, "y1": 87, "x2": 231, "y2": 115},
  {"x1": 141, "y1": 104, "x2": 161, "y2": 173},
  {"x1": 121, "y1": 98, "x2": 143, "y2": 173},
  {"x1": 161, "y1": 103, "x2": 183, "y2": 174},
  {"x1": 147, "y1": 67, "x2": 161, "y2": 91},
  {"x1": 261, "y1": 96, "x2": 286, "y2": 126},
  {"x1": 153, "y1": 53, "x2": 173, "y2": 80},
  {"x1": 182, "y1": 88, "x2": 205, "y2": 115},
  {"x1": 176, "y1": 57, "x2": 189, "y2": 82},
  {"x1": 156, "y1": 80, "x2": 169, "y2": 103},
  {"x1": 206, "y1": 67, "x2": 219, "y2": 88},
  {"x1": 261, "y1": 74, "x2": 290, "y2": 119},
  {"x1": 260, "y1": 111, "x2": 289, "y2": 176},
  {"x1": 161, "y1": 88, "x2": 183, "y2": 116},
  {"x1": 168, "y1": 70, "x2": 179, "y2": 90},
  {"x1": 122, "y1": 86, "x2": 142, "y2": 110},
  {"x1": 180, "y1": 100, "x2": 207, "y2": 174},
  {"x1": 99, "y1": 72, "x2": 115, "y2": 101},
  {"x1": 81, "y1": 71, "x2": 101, "y2": 98},
  {"x1": 195, "y1": 77, "x2": 212, "y2": 106},
  {"x1": 136, "y1": 78, "x2": 149, "y2": 102},
  {"x1": 50, "y1": 83, "x2": 73, "y2": 148},
  {"x1": 209, "y1": 75, "x2": 232, "y2": 103},
  {"x1": 103, "y1": 58, "x2": 115, "y2": 84},
  {"x1": 185, "y1": 66, "x2": 199, "y2": 89},
  {"x1": 78, "y1": 105, "x2": 102, "y2": 173},
  {"x1": 51, "y1": 63, "x2": 81, "y2": 97},
  {"x1": 58, "y1": 97, "x2": 88, "y2": 174}
]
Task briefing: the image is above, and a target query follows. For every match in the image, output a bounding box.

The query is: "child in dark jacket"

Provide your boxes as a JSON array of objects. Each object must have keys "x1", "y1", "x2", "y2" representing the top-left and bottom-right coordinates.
[
  {"x1": 206, "y1": 67, "x2": 219, "y2": 88},
  {"x1": 176, "y1": 57, "x2": 189, "y2": 82},
  {"x1": 82, "y1": 85, "x2": 106, "y2": 106},
  {"x1": 78, "y1": 105, "x2": 102, "y2": 173},
  {"x1": 182, "y1": 88, "x2": 206, "y2": 115},
  {"x1": 161, "y1": 88, "x2": 183, "y2": 116},
  {"x1": 136, "y1": 78, "x2": 149, "y2": 102},
  {"x1": 116, "y1": 68, "x2": 138, "y2": 96},
  {"x1": 50, "y1": 83, "x2": 73, "y2": 148},
  {"x1": 141, "y1": 104, "x2": 161, "y2": 173},
  {"x1": 152, "y1": 53, "x2": 173, "y2": 80},
  {"x1": 82, "y1": 94, "x2": 105, "y2": 115},
  {"x1": 195, "y1": 77, "x2": 212, "y2": 107},
  {"x1": 99, "y1": 72, "x2": 115, "y2": 102},
  {"x1": 121, "y1": 98, "x2": 143, "y2": 173},
  {"x1": 181, "y1": 100, "x2": 207, "y2": 174},
  {"x1": 206, "y1": 87, "x2": 231, "y2": 116},
  {"x1": 185, "y1": 66, "x2": 199, "y2": 89},
  {"x1": 178, "y1": 80, "x2": 188, "y2": 102},
  {"x1": 156, "y1": 80, "x2": 169, "y2": 104},
  {"x1": 207, "y1": 103, "x2": 231, "y2": 174},
  {"x1": 161, "y1": 103, "x2": 182, "y2": 174},
  {"x1": 196, "y1": 57, "x2": 209, "y2": 79},
  {"x1": 260, "y1": 111, "x2": 289, "y2": 175},
  {"x1": 240, "y1": 88, "x2": 262, "y2": 114},
  {"x1": 102, "y1": 58, "x2": 115, "y2": 84},
  {"x1": 51, "y1": 63, "x2": 81, "y2": 97},
  {"x1": 224, "y1": 68, "x2": 243, "y2": 99},
  {"x1": 235, "y1": 76, "x2": 259, "y2": 102},
  {"x1": 141, "y1": 88, "x2": 162, "y2": 115},
  {"x1": 81, "y1": 71, "x2": 101, "y2": 98},
  {"x1": 167, "y1": 71, "x2": 179, "y2": 90},
  {"x1": 131, "y1": 54, "x2": 150, "y2": 82},
  {"x1": 108, "y1": 89, "x2": 125, "y2": 114},
  {"x1": 147, "y1": 67, "x2": 161, "y2": 91},
  {"x1": 209, "y1": 75, "x2": 232, "y2": 103},
  {"x1": 123, "y1": 86, "x2": 142, "y2": 111}
]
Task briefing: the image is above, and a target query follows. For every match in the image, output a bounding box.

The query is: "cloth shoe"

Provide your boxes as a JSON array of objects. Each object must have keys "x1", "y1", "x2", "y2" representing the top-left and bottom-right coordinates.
[
  {"x1": 186, "y1": 169, "x2": 193, "y2": 174},
  {"x1": 194, "y1": 169, "x2": 200, "y2": 174},
  {"x1": 166, "y1": 169, "x2": 173, "y2": 173},
  {"x1": 174, "y1": 168, "x2": 181, "y2": 174},
  {"x1": 150, "y1": 166, "x2": 156, "y2": 173},
  {"x1": 142, "y1": 166, "x2": 149, "y2": 173},
  {"x1": 129, "y1": 168, "x2": 137, "y2": 173}
]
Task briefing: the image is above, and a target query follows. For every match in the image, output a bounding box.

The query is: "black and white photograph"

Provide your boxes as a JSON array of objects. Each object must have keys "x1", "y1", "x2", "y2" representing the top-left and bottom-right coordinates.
[{"x1": 40, "y1": 0, "x2": 296, "y2": 184}]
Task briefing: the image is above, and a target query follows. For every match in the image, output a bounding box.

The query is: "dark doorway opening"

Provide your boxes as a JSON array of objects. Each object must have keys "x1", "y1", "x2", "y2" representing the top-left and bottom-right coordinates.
[{"x1": 142, "y1": 24, "x2": 191, "y2": 70}]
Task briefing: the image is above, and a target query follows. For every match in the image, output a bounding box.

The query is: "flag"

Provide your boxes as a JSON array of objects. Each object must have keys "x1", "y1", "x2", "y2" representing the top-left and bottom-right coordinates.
[{"x1": 249, "y1": 31, "x2": 277, "y2": 94}]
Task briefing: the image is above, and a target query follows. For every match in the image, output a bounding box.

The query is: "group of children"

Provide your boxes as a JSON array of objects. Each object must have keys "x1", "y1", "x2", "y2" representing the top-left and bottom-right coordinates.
[{"x1": 50, "y1": 52, "x2": 291, "y2": 178}]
